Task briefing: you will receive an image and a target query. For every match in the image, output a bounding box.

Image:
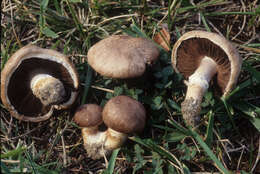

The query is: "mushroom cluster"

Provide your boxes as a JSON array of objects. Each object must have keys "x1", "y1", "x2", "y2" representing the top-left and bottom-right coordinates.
[
  {"x1": 74, "y1": 95, "x2": 146, "y2": 159},
  {"x1": 87, "y1": 35, "x2": 159, "y2": 79},
  {"x1": 1, "y1": 45, "x2": 79, "y2": 122},
  {"x1": 171, "y1": 30, "x2": 242, "y2": 126}
]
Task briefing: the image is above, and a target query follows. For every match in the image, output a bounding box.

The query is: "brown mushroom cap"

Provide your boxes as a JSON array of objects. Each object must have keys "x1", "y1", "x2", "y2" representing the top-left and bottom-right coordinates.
[
  {"x1": 102, "y1": 95, "x2": 146, "y2": 134},
  {"x1": 74, "y1": 104, "x2": 103, "y2": 127},
  {"x1": 1, "y1": 45, "x2": 79, "y2": 122},
  {"x1": 171, "y1": 30, "x2": 242, "y2": 96},
  {"x1": 87, "y1": 35, "x2": 159, "y2": 79}
]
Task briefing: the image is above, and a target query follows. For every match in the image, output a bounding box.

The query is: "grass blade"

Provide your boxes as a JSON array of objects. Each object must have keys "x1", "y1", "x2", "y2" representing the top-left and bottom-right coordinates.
[
  {"x1": 188, "y1": 128, "x2": 231, "y2": 174},
  {"x1": 131, "y1": 137, "x2": 177, "y2": 164},
  {"x1": 243, "y1": 63, "x2": 260, "y2": 82},
  {"x1": 65, "y1": 0, "x2": 86, "y2": 39},
  {"x1": 103, "y1": 149, "x2": 120, "y2": 174},
  {"x1": 1, "y1": 162, "x2": 11, "y2": 173},
  {"x1": 221, "y1": 98, "x2": 240, "y2": 135},
  {"x1": 167, "y1": 119, "x2": 190, "y2": 135},
  {"x1": 233, "y1": 101, "x2": 260, "y2": 132},
  {"x1": 1, "y1": 146, "x2": 26, "y2": 159},
  {"x1": 200, "y1": 12, "x2": 211, "y2": 32},
  {"x1": 205, "y1": 110, "x2": 214, "y2": 147},
  {"x1": 81, "y1": 64, "x2": 93, "y2": 104}
]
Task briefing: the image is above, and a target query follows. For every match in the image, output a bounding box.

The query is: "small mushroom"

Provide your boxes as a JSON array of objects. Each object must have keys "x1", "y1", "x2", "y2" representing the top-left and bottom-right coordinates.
[
  {"x1": 1, "y1": 45, "x2": 79, "y2": 122},
  {"x1": 87, "y1": 35, "x2": 159, "y2": 79},
  {"x1": 171, "y1": 30, "x2": 242, "y2": 126},
  {"x1": 74, "y1": 104, "x2": 104, "y2": 159},
  {"x1": 102, "y1": 95, "x2": 146, "y2": 151},
  {"x1": 73, "y1": 95, "x2": 146, "y2": 159}
]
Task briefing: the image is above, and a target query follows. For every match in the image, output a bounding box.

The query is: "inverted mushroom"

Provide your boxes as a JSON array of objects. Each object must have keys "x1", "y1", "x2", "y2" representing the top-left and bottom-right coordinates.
[
  {"x1": 1, "y1": 45, "x2": 79, "y2": 122},
  {"x1": 171, "y1": 30, "x2": 242, "y2": 126},
  {"x1": 87, "y1": 35, "x2": 160, "y2": 79},
  {"x1": 73, "y1": 95, "x2": 146, "y2": 159}
]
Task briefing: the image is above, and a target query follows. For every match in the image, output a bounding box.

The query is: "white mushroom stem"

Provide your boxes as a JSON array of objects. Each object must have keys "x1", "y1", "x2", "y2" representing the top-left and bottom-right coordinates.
[
  {"x1": 182, "y1": 56, "x2": 217, "y2": 126},
  {"x1": 105, "y1": 128, "x2": 128, "y2": 149},
  {"x1": 81, "y1": 127, "x2": 127, "y2": 159},
  {"x1": 30, "y1": 74, "x2": 65, "y2": 106}
]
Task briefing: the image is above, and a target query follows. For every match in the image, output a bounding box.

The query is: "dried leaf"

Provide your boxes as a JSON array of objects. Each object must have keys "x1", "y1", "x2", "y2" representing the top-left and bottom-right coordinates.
[{"x1": 153, "y1": 25, "x2": 171, "y2": 51}]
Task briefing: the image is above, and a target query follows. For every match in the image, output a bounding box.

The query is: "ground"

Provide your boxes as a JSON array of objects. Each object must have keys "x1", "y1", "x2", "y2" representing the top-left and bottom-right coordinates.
[{"x1": 1, "y1": 0, "x2": 260, "y2": 174}]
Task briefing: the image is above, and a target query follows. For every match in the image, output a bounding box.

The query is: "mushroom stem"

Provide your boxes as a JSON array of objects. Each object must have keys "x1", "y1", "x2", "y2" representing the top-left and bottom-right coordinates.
[
  {"x1": 182, "y1": 56, "x2": 217, "y2": 126},
  {"x1": 81, "y1": 126, "x2": 107, "y2": 159},
  {"x1": 105, "y1": 128, "x2": 128, "y2": 150},
  {"x1": 81, "y1": 127, "x2": 127, "y2": 159},
  {"x1": 30, "y1": 74, "x2": 66, "y2": 106}
]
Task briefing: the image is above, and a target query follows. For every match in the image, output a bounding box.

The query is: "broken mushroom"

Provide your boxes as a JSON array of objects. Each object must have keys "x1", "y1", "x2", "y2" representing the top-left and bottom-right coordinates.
[
  {"x1": 1, "y1": 45, "x2": 79, "y2": 122},
  {"x1": 171, "y1": 30, "x2": 242, "y2": 126},
  {"x1": 73, "y1": 95, "x2": 146, "y2": 159},
  {"x1": 87, "y1": 35, "x2": 159, "y2": 79}
]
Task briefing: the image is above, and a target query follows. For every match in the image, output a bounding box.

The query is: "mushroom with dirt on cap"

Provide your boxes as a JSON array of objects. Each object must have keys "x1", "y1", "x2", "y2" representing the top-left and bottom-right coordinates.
[
  {"x1": 73, "y1": 95, "x2": 146, "y2": 159},
  {"x1": 1, "y1": 45, "x2": 79, "y2": 122},
  {"x1": 171, "y1": 30, "x2": 242, "y2": 126},
  {"x1": 87, "y1": 35, "x2": 160, "y2": 79}
]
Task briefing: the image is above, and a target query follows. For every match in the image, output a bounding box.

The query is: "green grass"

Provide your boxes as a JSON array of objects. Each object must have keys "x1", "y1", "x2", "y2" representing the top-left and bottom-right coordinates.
[{"x1": 1, "y1": 0, "x2": 260, "y2": 173}]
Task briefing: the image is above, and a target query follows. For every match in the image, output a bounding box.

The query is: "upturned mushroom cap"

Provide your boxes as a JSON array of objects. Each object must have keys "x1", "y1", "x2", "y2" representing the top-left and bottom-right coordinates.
[
  {"x1": 1, "y1": 45, "x2": 79, "y2": 122},
  {"x1": 74, "y1": 104, "x2": 103, "y2": 127},
  {"x1": 102, "y1": 95, "x2": 146, "y2": 134},
  {"x1": 87, "y1": 35, "x2": 159, "y2": 79},
  {"x1": 171, "y1": 30, "x2": 242, "y2": 96}
]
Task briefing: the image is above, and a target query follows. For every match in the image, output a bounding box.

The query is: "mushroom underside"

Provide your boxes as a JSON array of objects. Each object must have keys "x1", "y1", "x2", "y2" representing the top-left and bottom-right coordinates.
[
  {"x1": 6, "y1": 58, "x2": 76, "y2": 117},
  {"x1": 176, "y1": 38, "x2": 231, "y2": 94}
]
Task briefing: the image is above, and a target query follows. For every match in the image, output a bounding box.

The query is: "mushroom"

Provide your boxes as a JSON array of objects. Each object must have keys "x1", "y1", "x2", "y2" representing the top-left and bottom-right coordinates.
[
  {"x1": 73, "y1": 95, "x2": 146, "y2": 159},
  {"x1": 87, "y1": 35, "x2": 160, "y2": 79},
  {"x1": 171, "y1": 30, "x2": 242, "y2": 126},
  {"x1": 73, "y1": 104, "x2": 104, "y2": 159},
  {"x1": 1, "y1": 45, "x2": 79, "y2": 122}
]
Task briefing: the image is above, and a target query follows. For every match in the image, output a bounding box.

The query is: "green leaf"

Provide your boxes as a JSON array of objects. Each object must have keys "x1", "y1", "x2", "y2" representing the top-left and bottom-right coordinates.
[
  {"x1": 244, "y1": 63, "x2": 260, "y2": 82},
  {"x1": 233, "y1": 101, "x2": 260, "y2": 132},
  {"x1": 114, "y1": 87, "x2": 123, "y2": 96},
  {"x1": 233, "y1": 101, "x2": 260, "y2": 118},
  {"x1": 40, "y1": 0, "x2": 49, "y2": 12},
  {"x1": 249, "y1": 117, "x2": 260, "y2": 132},
  {"x1": 167, "y1": 99, "x2": 181, "y2": 112},
  {"x1": 103, "y1": 149, "x2": 120, "y2": 174},
  {"x1": 130, "y1": 23, "x2": 148, "y2": 38},
  {"x1": 41, "y1": 27, "x2": 59, "y2": 38},
  {"x1": 151, "y1": 96, "x2": 163, "y2": 110},
  {"x1": 164, "y1": 131, "x2": 186, "y2": 142},
  {"x1": 162, "y1": 66, "x2": 174, "y2": 76}
]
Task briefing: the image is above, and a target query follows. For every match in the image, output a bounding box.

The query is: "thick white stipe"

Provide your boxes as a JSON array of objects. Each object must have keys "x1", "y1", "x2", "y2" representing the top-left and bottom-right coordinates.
[{"x1": 188, "y1": 56, "x2": 217, "y2": 91}]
